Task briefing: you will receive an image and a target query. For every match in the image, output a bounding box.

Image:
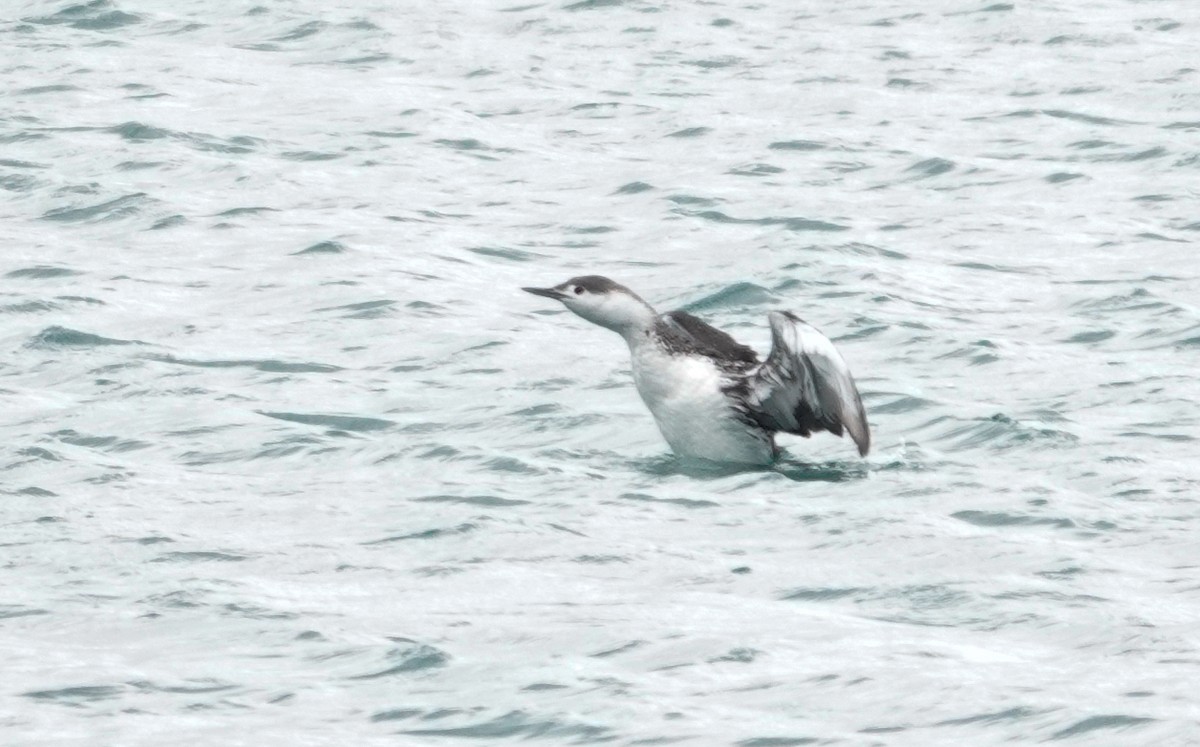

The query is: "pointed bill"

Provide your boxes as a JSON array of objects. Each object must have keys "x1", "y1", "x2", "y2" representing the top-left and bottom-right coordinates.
[{"x1": 522, "y1": 286, "x2": 567, "y2": 300}]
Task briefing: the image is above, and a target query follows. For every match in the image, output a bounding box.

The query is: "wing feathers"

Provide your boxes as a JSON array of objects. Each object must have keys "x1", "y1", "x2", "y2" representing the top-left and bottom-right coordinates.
[
  {"x1": 661, "y1": 311, "x2": 759, "y2": 366},
  {"x1": 749, "y1": 311, "x2": 870, "y2": 456}
]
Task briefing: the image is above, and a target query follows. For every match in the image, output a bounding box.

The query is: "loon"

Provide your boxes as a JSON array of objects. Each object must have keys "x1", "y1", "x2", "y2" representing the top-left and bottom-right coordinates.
[{"x1": 523, "y1": 276, "x2": 870, "y2": 465}]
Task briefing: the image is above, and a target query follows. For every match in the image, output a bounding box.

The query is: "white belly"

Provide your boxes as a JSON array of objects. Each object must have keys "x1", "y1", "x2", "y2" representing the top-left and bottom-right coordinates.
[{"x1": 629, "y1": 344, "x2": 773, "y2": 465}]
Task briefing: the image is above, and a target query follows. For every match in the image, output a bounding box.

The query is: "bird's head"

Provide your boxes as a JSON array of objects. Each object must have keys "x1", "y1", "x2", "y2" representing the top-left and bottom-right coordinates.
[{"x1": 523, "y1": 275, "x2": 655, "y2": 335}]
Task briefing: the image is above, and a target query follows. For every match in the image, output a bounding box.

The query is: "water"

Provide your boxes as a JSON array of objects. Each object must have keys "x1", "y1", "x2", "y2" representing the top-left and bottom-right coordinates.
[{"x1": 3, "y1": 0, "x2": 1199, "y2": 744}]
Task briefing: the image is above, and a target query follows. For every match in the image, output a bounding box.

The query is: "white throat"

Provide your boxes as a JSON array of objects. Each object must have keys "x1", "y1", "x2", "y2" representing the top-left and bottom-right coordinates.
[{"x1": 568, "y1": 292, "x2": 657, "y2": 341}]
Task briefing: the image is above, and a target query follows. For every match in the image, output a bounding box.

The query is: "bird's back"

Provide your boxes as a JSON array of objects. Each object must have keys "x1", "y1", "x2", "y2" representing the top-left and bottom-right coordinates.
[{"x1": 654, "y1": 311, "x2": 758, "y2": 372}]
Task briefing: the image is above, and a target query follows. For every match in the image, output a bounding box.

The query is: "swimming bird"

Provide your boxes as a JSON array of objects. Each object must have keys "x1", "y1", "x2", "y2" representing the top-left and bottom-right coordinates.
[{"x1": 523, "y1": 276, "x2": 870, "y2": 464}]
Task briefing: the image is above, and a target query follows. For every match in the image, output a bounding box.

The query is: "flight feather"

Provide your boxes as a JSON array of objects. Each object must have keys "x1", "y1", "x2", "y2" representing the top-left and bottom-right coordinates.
[{"x1": 747, "y1": 311, "x2": 870, "y2": 456}]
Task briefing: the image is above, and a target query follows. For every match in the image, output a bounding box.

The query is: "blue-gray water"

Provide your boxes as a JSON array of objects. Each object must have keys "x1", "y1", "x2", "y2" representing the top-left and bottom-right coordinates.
[{"x1": 3, "y1": 1, "x2": 1199, "y2": 744}]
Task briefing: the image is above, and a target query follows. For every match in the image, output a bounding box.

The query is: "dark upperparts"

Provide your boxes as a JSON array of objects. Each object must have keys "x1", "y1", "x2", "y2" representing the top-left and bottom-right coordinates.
[{"x1": 656, "y1": 311, "x2": 760, "y2": 368}]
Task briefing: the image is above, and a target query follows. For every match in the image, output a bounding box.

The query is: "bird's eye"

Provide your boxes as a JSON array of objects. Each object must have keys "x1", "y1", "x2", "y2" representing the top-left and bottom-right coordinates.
[{"x1": 573, "y1": 286, "x2": 584, "y2": 295}]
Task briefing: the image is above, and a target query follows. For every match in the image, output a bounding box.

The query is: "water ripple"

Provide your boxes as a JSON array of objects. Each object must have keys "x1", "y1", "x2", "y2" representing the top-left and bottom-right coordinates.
[{"x1": 4, "y1": 1, "x2": 1198, "y2": 743}]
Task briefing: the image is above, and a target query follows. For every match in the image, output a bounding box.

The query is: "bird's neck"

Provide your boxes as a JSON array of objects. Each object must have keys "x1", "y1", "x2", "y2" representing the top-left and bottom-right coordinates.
[
  {"x1": 581, "y1": 294, "x2": 657, "y2": 345},
  {"x1": 613, "y1": 304, "x2": 657, "y2": 347}
]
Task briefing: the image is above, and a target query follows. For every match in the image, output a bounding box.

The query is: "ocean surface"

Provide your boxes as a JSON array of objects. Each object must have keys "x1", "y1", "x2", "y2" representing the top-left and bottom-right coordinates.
[{"x1": 3, "y1": 0, "x2": 1199, "y2": 744}]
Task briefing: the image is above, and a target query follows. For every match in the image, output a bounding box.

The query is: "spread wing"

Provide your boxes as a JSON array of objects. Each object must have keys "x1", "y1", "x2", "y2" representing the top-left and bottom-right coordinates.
[
  {"x1": 747, "y1": 311, "x2": 870, "y2": 456},
  {"x1": 658, "y1": 311, "x2": 759, "y2": 369}
]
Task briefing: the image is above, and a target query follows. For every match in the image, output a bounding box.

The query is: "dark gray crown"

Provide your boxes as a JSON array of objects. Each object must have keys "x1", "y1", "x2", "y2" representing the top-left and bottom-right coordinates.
[{"x1": 564, "y1": 275, "x2": 625, "y2": 294}]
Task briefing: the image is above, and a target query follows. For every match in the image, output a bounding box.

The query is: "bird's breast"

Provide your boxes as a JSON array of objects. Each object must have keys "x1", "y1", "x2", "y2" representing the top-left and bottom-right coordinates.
[
  {"x1": 630, "y1": 345, "x2": 723, "y2": 412},
  {"x1": 628, "y1": 343, "x2": 771, "y2": 464}
]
